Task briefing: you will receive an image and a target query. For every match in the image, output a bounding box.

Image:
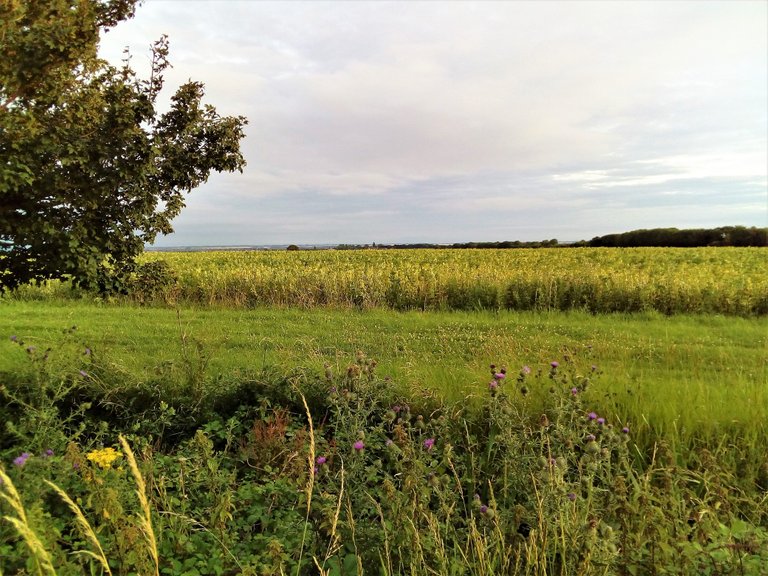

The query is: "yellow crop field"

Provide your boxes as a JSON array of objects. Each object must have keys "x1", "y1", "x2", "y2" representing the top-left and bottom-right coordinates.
[{"x1": 137, "y1": 247, "x2": 768, "y2": 315}]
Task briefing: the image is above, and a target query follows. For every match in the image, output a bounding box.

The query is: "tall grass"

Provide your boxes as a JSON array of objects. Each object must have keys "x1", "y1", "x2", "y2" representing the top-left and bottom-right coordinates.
[{"x1": 8, "y1": 247, "x2": 768, "y2": 315}]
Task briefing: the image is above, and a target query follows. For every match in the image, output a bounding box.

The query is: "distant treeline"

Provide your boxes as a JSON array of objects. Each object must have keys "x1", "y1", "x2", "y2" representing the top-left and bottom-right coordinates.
[
  {"x1": 334, "y1": 226, "x2": 767, "y2": 250},
  {"x1": 583, "y1": 226, "x2": 767, "y2": 248}
]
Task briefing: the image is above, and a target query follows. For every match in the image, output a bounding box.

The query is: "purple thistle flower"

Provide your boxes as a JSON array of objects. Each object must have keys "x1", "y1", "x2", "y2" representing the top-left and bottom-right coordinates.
[
  {"x1": 480, "y1": 505, "x2": 488, "y2": 514},
  {"x1": 424, "y1": 438, "x2": 435, "y2": 451},
  {"x1": 521, "y1": 365, "x2": 531, "y2": 374},
  {"x1": 622, "y1": 426, "x2": 630, "y2": 434},
  {"x1": 587, "y1": 412, "x2": 597, "y2": 420},
  {"x1": 313, "y1": 466, "x2": 319, "y2": 475},
  {"x1": 13, "y1": 453, "x2": 31, "y2": 467},
  {"x1": 494, "y1": 372, "x2": 506, "y2": 380},
  {"x1": 316, "y1": 456, "x2": 327, "y2": 465},
  {"x1": 392, "y1": 405, "x2": 401, "y2": 413},
  {"x1": 489, "y1": 380, "x2": 498, "y2": 390},
  {"x1": 44, "y1": 449, "x2": 54, "y2": 457},
  {"x1": 586, "y1": 434, "x2": 596, "y2": 442},
  {"x1": 567, "y1": 492, "x2": 577, "y2": 502},
  {"x1": 571, "y1": 387, "x2": 579, "y2": 395},
  {"x1": 550, "y1": 361, "x2": 559, "y2": 368},
  {"x1": 353, "y1": 440, "x2": 365, "y2": 451},
  {"x1": 597, "y1": 417, "x2": 606, "y2": 425},
  {"x1": 10, "y1": 335, "x2": 17, "y2": 342}
]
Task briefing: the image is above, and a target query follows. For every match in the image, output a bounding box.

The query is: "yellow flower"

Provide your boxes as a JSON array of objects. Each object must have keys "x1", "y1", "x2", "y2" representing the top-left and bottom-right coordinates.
[{"x1": 86, "y1": 447, "x2": 122, "y2": 469}]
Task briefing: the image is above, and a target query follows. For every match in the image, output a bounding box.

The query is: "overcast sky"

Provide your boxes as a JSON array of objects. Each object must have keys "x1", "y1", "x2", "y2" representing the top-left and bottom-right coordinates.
[{"x1": 99, "y1": 0, "x2": 767, "y2": 246}]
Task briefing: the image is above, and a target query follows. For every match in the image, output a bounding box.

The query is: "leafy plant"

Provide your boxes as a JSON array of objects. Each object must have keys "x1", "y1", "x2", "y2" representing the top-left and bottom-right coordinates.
[{"x1": 0, "y1": 0, "x2": 247, "y2": 293}]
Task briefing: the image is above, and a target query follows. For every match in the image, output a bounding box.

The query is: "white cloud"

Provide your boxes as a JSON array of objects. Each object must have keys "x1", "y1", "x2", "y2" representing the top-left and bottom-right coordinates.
[{"x1": 98, "y1": 0, "x2": 768, "y2": 245}]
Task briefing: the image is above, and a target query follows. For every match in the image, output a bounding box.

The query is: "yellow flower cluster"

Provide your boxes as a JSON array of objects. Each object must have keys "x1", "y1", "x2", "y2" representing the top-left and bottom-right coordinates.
[{"x1": 86, "y1": 447, "x2": 122, "y2": 469}]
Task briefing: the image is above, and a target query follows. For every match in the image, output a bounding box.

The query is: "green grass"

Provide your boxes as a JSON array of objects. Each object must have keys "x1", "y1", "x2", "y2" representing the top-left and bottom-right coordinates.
[
  {"x1": 2, "y1": 301, "x2": 765, "y2": 446},
  {"x1": 3, "y1": 300, "x2": 767, "y2": 574}
]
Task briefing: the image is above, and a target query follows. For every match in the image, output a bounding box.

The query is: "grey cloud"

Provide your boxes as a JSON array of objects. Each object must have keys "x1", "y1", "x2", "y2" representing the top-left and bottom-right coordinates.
[{"x1": 98, "y1": 0, "x2": 767, "y2": 246}]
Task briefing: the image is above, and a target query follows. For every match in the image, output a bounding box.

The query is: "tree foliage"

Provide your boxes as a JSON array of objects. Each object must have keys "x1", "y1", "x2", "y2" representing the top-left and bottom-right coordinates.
[
  {"x1": 586, "y1": 226, "x2": 767, "y2": 248},
  {"x1": 0, "y1": 0, "x2": 247, "y2": 292}
]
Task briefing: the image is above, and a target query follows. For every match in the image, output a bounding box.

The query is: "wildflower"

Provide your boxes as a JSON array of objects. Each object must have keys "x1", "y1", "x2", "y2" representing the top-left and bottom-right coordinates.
[
  {"x1": 521, "y1": 365, "x2": 531, "y2": 374},
  {"x1": 44, "y1": 449, "x2": 54, "y2": 457},
  {"x1": 587, "y1": 412, "x2": 597, "y2": 420},
  {"x1": 571, "y1": 387, "x2": 579, "y2": 395},
  {"x1": 316, "y1": 456, "x2": 327, "y2": 466},
  {"x1": 392, "y1": 405, "x2": 401, "y2": 413},
  {"x1": 597, "y1": 417, "x2": 605, "y2": 425},
  {"x1": 591, "y1": 365, "x2": 598, "y2": 372},
  {"x1": 423, "y1": 438, "x2": 435, "y2": 451},
  {"x1": 86, "y1": 447, "x2": 122, "y2": 469},
  {"x1": 10, "y1": 335, "x2": 17, "y2": 342},
  {"x1": 84, "y1": 347, "x2": 91, "y2": 355},
  {"x1": 489, "y1": 380, "x2": 498, "y2": 391},
  {"x1": 26, "y1": 346, "x2": 36, "y2": 353},
  {"x1": 586, "y1": 434, "x2": 596, "y2": 442},
  {"x1": 550, "y1": 361, "x2": 559, "y2": 368},
  {"x1": 385, "y1": 439, "x2": 393, "y2": 447},
  {"x1": 494, "y1": 372, "x2": 506, "y2": 380},
  {"x1": 567, "y1": 492, "x2": 577, "y2": 502},
  {"x1": 13, "y1": 453, "x2": 31, "y2": 467},
  {"x1": 353, "y1": 440, "x2": 365, "y2": 452},
  {"x1": 480, "y1": 505, "x2": 488, "y2": 514},
  {"x1": 622, "y1": 426, "x2": 630, "y2": 434}
]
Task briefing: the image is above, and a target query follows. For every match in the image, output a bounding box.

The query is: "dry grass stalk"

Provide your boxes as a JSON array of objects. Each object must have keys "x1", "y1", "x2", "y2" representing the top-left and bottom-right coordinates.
[
  {"x1": 0, "y1": 468, "x2": 57, "y2": 575},
  {"x1": 43, "y1": 479, "x2": 112, "y2": 576},
  {"x1": 118, "y1": 435, "x2": 160, "y2": 576}
]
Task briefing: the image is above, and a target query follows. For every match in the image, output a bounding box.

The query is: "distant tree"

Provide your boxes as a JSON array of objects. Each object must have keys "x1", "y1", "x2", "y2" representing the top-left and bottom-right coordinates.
[
  {"x1": 286, "y1": 244, "x2": 300, "y2": 251},
  {"x1": 0, "y1": 0, "x2": 247, "y2": 292},
  {"x1": 587, "y1": 227, "x2": 767, "y2": 248}
]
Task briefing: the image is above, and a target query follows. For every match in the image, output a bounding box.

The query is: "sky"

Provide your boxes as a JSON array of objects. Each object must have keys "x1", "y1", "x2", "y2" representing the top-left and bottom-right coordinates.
[{"x1": 98, "y1": 0, "x2": 768, "y2": 246}]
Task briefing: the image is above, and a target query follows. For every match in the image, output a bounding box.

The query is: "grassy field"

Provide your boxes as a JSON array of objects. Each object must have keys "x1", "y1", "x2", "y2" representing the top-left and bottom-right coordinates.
[
  {"x1": 2, "y1": 248, "x2": 767, "y2": 574},
  {"x1": 2, "y1": 301, "x2": 766, "y2": 449}
]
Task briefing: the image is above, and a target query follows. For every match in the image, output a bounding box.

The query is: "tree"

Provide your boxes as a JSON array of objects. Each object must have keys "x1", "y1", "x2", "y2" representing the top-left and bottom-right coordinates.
[{"x1": 0, "y1": 0, "x2": 247, "y2": 292}]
